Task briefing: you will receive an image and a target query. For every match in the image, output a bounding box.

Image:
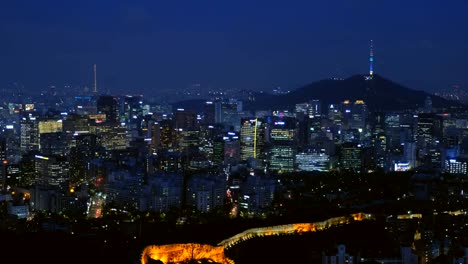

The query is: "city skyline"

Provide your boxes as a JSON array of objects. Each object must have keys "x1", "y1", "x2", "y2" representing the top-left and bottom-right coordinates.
[{"x1": 1, "y1": 1, "x2": 467, "y2": 96}]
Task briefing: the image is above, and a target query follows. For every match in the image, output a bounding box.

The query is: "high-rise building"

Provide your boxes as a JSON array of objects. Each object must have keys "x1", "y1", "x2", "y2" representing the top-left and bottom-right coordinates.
[
  {"x1": 295, "y1": 103, "x2": 310, "y2": 116},
  {"x1": 212, "y1": 132, "x2": 240, "y2": 167},
  {"x1": 20, "y1": 114, "x2": 39, "y2": 154},
  {"x1": 339, "y1": 142, "x2": 362, "y2": 172},
  {"x1": 328, "y1": 104, "x2": 342, "y2": 127},
  {"x1": 95, "y1": 123, "x2": 127, "y2": 151},
  {"x1": 416, "y1": 113, "x2": 443, "y2": 149},
  {"x1": 158, "y1": 119, "x2": 177, "y2": 152},
  {"x1": 309, "y1": 99, "x2": 322, "y2": 118},
  {"x1": 240, "y1": 118, "x2": 265, "y2": 162},
  {"x1": 34, "y1": 154, "x2": 70, "y2": 186},
  {"x1": 39, "y1": 132, "x2": 68, "y2": 156},
  {"x1": 215, "y1": 99, "x2": 243, "y2": 131},
  {"x1": 268, "y1": 116, "x2": 297, "y2": 173},
  {"x1": 69, "y1": 133, "x2": 98, "y2": 184},
  {"x1": 174, "y1": 108, "x2": 197, "y2": 130},
  {"x1": 97, "y1": 95, "x2": 119, "y2": 123},
  {"x1": 341, "y1": 100, "x2": 368, "y2": 131},
  {"x1": 444, "y1": 158, "x2": 468, "y2": 175},
  {"x1": 38, "y1": 119, "x2": 63, "y2": 135},
  {"x1": 121, "y1": 95, "x2": 144, "y2": 123},
  {"x1": 385, "y1": 113, "x2": 401, "y2": 151},
  {"x1": 74, "y1": 96, "x2": 97, "y2": 115},
  {"x1": 295, "y1": 150, "x2": 330, "y2": 172},
  {"x1": 203, "y1": 101, "x2": 216, "y2": 124}
]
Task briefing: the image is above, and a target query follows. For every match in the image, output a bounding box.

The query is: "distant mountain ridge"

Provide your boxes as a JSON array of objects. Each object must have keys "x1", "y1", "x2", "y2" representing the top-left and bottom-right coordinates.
[{"x1": 173, "y1": 74, "x2": 466, "y2": 113}]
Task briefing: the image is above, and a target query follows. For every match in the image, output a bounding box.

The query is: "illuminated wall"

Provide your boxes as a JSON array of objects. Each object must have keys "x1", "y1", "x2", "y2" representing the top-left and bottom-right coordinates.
[{"x1": 141, "y1": 212, "x2": 374, "y2": 264}]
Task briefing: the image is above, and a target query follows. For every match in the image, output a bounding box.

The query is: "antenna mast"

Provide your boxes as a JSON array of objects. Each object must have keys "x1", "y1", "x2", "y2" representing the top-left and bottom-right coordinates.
[
  {"x1": 93, "y1": 64, "x2": 97, "y2": 94},
  {"x1": 369, "y1": 40, "x2": 374, "y2": 77}
]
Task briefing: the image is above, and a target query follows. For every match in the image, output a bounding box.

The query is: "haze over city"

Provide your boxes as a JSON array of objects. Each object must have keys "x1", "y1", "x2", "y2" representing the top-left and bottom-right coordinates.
[{"x1": 1, "y1": 0, "x2": 467, "y2": 95}]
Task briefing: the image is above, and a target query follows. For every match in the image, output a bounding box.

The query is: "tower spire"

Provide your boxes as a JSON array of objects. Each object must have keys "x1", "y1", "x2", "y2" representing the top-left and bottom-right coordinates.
[
  {"x1": 369, "y1": 40, "x2": 374, "y2": 77},
  {"x1": 93, "y1": 64, "x2": 97, "y2": 94}
]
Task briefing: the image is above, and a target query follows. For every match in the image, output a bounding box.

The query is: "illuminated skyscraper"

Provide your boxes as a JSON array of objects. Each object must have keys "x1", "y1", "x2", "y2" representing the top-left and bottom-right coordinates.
[
  {"x1": 213, "y1": 132, "x2": 240, "y2": 167},
  {"x1": 20, "y1": 114, "x2": 39, "y2": 154},
  {"x1": 309, "y1": 99, "x2": 322, "y2": 118},
  {"x1": 121, "y1": 95, "x2": 144, "y2": 123},
  {"x1": 416, "y1": 113, "x2": 443, "y2": 149},
  {"x1": 268, "y1": 116, "x2": 297, "y2": 173},
  {"x1": 339, "y1": 142, "x2": 362, "y2": 172},
  {"x1": 240, "y1": 118, "x2": 265, "y2": 162}
]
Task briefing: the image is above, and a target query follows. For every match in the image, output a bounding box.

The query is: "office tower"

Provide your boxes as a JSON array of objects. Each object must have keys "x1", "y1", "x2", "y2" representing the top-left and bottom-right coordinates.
[
  {"x1": 74, "y1": 96, "x2": 97, "y2": 115},
  {"x1": 34, "y1": 154, "x2": 70, "y2": 186},
  {"x1": 444, "y1": 157, "x2": 468, "y2": 175},
  {"x1": 177, "y1": 129, "x2": 200, "y2": 154},
  {"x1": 69, "y1": 133, "x2": 98, "y2": 184},
  {"x1": 158, "y1": 119, "x2": 177, "y2": 152},
  {"x1": 268, "y1": 116, "x2": 297, "y2": 173},
  {"x1": 174, "y1": 108, "x2": 197, "y2": 130},
  {"x1": 416, "y1": 113, "x2": 443, "y2": 149},
  {"x1": 212, "y1": 132, "x2": 240, "y2": 167},
  {"x1": 309, "y1": 99, "x2": 322, "y2": 118},
  {"x1": 295, "y1": 149, "x2": 330, "y2": 172},
  {"x1": 341, "y1": 100, "x2": 368, "y2": 131},
  {"x1": 121, "y1": 95, "x2": 144, "y2": 123},
  {"x1": 240, "y1": 118, "x2": 265, "y2": 163},
  {"x1": 39, "y1": 132, "x2": 68, "y2": 156},
  {"x1": 295, "y1": 102, "x2": 311, "y2": 116},
  {"x1": 339, "y1": 142, "x2": 362, "y2": 172},
  {"x1": 38, "y1": 119, "x2": 63, "y2": 135},
  {"x1": 20, "y1": 113, "x2": 39, "y2": 154},
  {"x1": 385, "y1": 113, "x2": 401, "y2": 151},
  {"x1": 351, "y1": 100, "x2": 368, "y2": 131},
  {"x1": 328, "y1": 104, "x2": 342, "y2": 127},
  {"x1": 203, "y1": 101, "x2": 216, "y2": 124},
  {"x1": 97, "y1": 95, "x2": 119, "y2": 123},
  {"x1": 215, "y1": 99, "x2": 243, "y2": 131},
  {"x1": 62, "y1": 113, "x2": 91, "y2": 135}
]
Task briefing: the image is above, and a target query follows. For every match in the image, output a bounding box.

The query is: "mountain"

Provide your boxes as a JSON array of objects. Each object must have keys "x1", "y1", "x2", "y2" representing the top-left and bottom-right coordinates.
[
  {"x1": 242, "y1": 74, "x2": 465, "y2": 112},
  {"x1": 172, "y1": 74, "x2": 466, "y2": 113}
]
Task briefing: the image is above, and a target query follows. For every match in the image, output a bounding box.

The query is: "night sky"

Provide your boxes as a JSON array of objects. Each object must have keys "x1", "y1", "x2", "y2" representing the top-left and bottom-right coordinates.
[{"x1": 1, "y1": 0, "x2": 467, "y2": 96}]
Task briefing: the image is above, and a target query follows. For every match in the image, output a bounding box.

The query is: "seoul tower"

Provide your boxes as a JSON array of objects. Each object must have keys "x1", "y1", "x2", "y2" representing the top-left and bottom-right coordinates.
[{"x1": 369, "y1": 40, "x2": 374, "y2": 77}]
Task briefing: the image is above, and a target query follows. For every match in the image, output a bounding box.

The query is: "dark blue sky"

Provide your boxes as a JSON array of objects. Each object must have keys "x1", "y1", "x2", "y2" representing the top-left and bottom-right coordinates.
[{"x1": 1, "y1": 0, "x2": 467, "y2": 96}]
